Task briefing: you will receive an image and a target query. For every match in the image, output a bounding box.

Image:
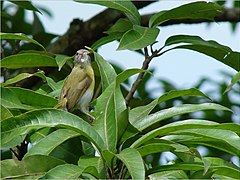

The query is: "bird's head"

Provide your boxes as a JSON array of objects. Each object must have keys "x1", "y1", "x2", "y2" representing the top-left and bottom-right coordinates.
[{"x1": 74, "y1": 49, "x2": 91, "y2": 66}]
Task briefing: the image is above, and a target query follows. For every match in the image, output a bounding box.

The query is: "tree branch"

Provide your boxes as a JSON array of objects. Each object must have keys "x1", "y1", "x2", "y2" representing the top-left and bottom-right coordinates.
[
  {"x1": 125, "y1": 47, "x2": 160, "y2": 106},
  {"x1": 47, "y1": 1, "x2": 156, "y2": 55},
  {"x1": 47, "y1": 7, "x2": 239, "y2": 55}
]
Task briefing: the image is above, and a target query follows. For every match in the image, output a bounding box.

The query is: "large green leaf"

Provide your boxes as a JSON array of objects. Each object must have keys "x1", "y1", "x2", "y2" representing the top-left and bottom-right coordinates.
[
  {"x1": 148, "y1": 170, "x2": 188, "y2": 180},
  {"x1": 94, "y1": 69, "x2": 145, "y2": 152},
  {"x1": 224, "y1": 71, "x2": 240, "y2": 93},
  {"x1": 163, "y1": 35, "x2": 240, "y2": 71},
  {"x1": 1, "y1": 53, "x2": 57, "y2": 69},
  {"x1": 1, "y1": 109, "x2": 105, "y2": 151},
  {"x1": 41, "y1": 164, "x2": 85, "y2": 179},
  {"x1": 94, "y1": 51, "x2": 117, "y2": 91},
  {"x1": 105, "y1": 18, "x2": 133, "y2": 35},
  {"x1": 118, "y1": 25, "x2": 159, "y2": 50},
  {"x1": 91, "y1": 33, "x2": 122, "y2": 50},
  {"x1": 93, "y1": 52, "x2": 121, "y2": 152},
  {"x1": 8, "y1": 0, "x2": 42, "y2": 13},
  {"x1": 91, "y1": 19, "x2": 133, "y2": 50},
  {"x1": 133, "y1": 103, "x2": 232, "y2": 131},
  {"x1": 1, "y1": 72, "x2": 44, "y2": 87},
  {"x1": 75, "y1": 0, "x2": 140, "y2": 25},
  {"x1": 131, "y1": 120, "x2": 240, "y2": 155},
  {"x1": 1, "y1": 155, "x2": 65, "y2": 179},
  {"x1": 165, "y1": 134, "x2": 240, "y2": 156},
  {"x1": 78, "y1": 156, "x2": 105, "y2": 178},
  {"x1": 149, "y1": 1, "x2": 223, "y2": 27},
  {"x1": 1, "y1": 87, "x2": 57, "y2": 110},
  {"x1": 1, "y1": 72, "x2": 59, "y2": 90},
  {"x1": 29, "y1": 127, "x2": 55, "y2": 144},
  {"x1": 200, "y1": 157, "x2": 240, "y2": 179},
  {"x1": 26, "y1": 129, "x2": 79, "y2": 157},
  {"x1": 130, "y1": 88, "x2": 210, "y2": 126},
  {"x1": 147, "y1": 162, "x2": 240, "y2": 179},
  {"x1": 94, "y1": 83, "x2": 118, "y2": 152},
  {"x1": 0, "y1": 32, "x2": 45, "y2": 50},
  {"x1": 116, "y1": 148, "x2": 145, "y2": 179},
  {"x1": 1, "y1": 87, "x2": 35, "y2": 110},
  {"x1": 137, "y1": 139, "x2": 189, "y2": 157}
]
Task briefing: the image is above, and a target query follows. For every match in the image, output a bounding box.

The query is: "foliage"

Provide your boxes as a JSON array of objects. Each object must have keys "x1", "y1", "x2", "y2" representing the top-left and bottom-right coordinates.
[{"x1": 1, "y1": 0, "x2": 240, "y2": 179}]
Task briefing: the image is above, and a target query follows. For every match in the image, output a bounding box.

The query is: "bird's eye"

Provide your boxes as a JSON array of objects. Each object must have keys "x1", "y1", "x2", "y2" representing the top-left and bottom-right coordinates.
[{"x1": 76, "y1": 52, "x2": 79, "y2": 55}]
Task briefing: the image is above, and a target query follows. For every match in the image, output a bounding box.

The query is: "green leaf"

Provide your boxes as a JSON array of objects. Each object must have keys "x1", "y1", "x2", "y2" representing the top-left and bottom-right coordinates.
[
  {"x1": 1, "y1": 87, "x2": 35, "y2": 110},
  {"x1": 0, "y1": 32, "x2": 45, "y2": 50},
  {"x1": 1, "y1": 87, "x2": 57, "y2": 110},
  {"x1": 91, "y1": 33, "x2": 122, "y2": 50},
  {"x1": 1, "y1": 72, "x2": 43, "y2": 87},
  {"x1": 41, "y1": 164, "x2": 84, "y2": 179},
  {"x1": 149, "y1": 1, "x2": 223, "y2": 27},
  {"x1": 224, "y1": 71, "x2": 240, "y2": 93},
  {"x1": 133, "y1": 103, "x2": 232, "y2": 131},
  {"x1": 147, "y1": 162, "x2": 240, "y2": 179},
  {"x1": 75, "y1": 0, "x2": 140, "y2": 25},
  {"x1": 94, "y1": 83, "x2": 118, "y2": 152},
  {"x1": 169, "y1": 129, "x2": 240, "y2": 155},
  {"x1": 26, "y1": 129, "x2": 79, "y2": 157},
  {"x1": 105, "y1": 18, "x2": 133, "y2": 34},
  {"x1": 1, "y1": 109, "x2": 105, "y2": 152},
  {"x1": 1, "y1": 105, "x2": 13, "y2": 121},
  {"x1": 163, "y1": 35, "x2": 240, "y2": 71},
  {"x1": 82, "y1": 140, "x2": 95, "y2": 156},
  {"x1": 118, "y1": 25, "x2": 159, "y2": 50},
  {"x1": 94, "y1": 51, "x2": 117, "y2": 91},
  {"x1": 1, "y1": 53, "x2": 57, "y2": 69},
  {"x1": 137, "y1": 139, "x2": 189, "y2": 157},
  {"x1": 116, "y1": 148, "x2": 145, "y2": 179},
  {"x1": 9, "y1": 0, "x2": 42, "y2": 14},
  {"x1": 94, "y1": 69, "x2": 147, "y2": 152},
  {"x1": 55, "y1": 54, "x2": 73, "y2": 71},
  {"x1": 148, "y1": 170, "x2": 188, "y2": 179},
  {"x1": 131, "y1": 120, "x2": 240, "y2": 155},
  {"x1": 1, "y1": 155, "x2": 65, "y2": 179},
  {"x1": 78, "y1": 156, "x2": 105, "y2": 178},
  {"x1": 102, "y1": 149, "x2": 116, "y2": 168},
  {"x1": 130, "y1": 88, "x2": 210, "y2": 126},
  {"x1": 29, "y1": 127, "x2": 55, "y2": 144},
  {"x1": 0, "y1": 71, "x2": 58, "y2": 90}
]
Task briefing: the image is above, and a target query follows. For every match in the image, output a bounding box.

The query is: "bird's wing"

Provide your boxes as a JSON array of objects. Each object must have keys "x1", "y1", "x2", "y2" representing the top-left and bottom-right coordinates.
[
  {"x1": 59, "y1": 66, "x2": 92, "y2": 111},
  {"x1": 66, "y1": 75, "x2": 92, "y2": 111}
]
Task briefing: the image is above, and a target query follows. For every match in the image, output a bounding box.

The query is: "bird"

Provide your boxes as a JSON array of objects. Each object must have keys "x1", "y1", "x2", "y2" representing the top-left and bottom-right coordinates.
[{"x1": 55, "y1": 49, "x2": 95, "y2": 120}]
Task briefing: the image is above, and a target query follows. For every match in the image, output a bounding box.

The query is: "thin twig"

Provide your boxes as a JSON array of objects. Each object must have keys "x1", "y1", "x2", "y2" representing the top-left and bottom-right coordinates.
[
  {"x1": 12, "y1": 40, "x2": 21, "y2": 55},
  {"x1": 10, "y1": 148, "x2": 20, "y2": 159},
  {"x1": 125, "y1": 48, "x2": 160, "y2": 106},
  {"x1": 119, "y1": 163, "x2": 125, "y2": 179}
]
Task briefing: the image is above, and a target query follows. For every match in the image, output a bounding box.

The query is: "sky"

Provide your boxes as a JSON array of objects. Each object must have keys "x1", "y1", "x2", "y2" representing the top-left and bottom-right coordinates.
[{"x1": 29, "y1": 0, "x2": 239, "y2": 99}]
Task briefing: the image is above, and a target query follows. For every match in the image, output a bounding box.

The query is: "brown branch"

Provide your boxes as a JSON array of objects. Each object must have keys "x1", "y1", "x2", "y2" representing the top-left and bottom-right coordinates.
[
  {"x1": 47, "y1": 1, "x2": 156, "y2": 55},
  {"x1": 18, "y1": 5, "x2": 240, "y2": 89},
  {"x1": 141, "y1": 8, "x2": 240, "y2": 26},
  {"x1": 17, "y1": 1, "x2": 156, "y2": 89},
  {"x1": 125, "y1": 47, "x2": 160, "y2": 106}
]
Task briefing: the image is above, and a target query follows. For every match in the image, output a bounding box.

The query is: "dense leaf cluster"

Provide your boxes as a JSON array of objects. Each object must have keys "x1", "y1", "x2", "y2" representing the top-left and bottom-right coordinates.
[{"x1": 1, "y1": 0, "x2": 240, "y2": 179}]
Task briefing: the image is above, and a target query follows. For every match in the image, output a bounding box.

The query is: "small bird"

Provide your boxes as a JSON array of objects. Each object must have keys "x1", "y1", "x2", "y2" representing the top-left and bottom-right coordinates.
[{"x1": 55, "y1": 49, "x2": 95, "y2": 120}]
